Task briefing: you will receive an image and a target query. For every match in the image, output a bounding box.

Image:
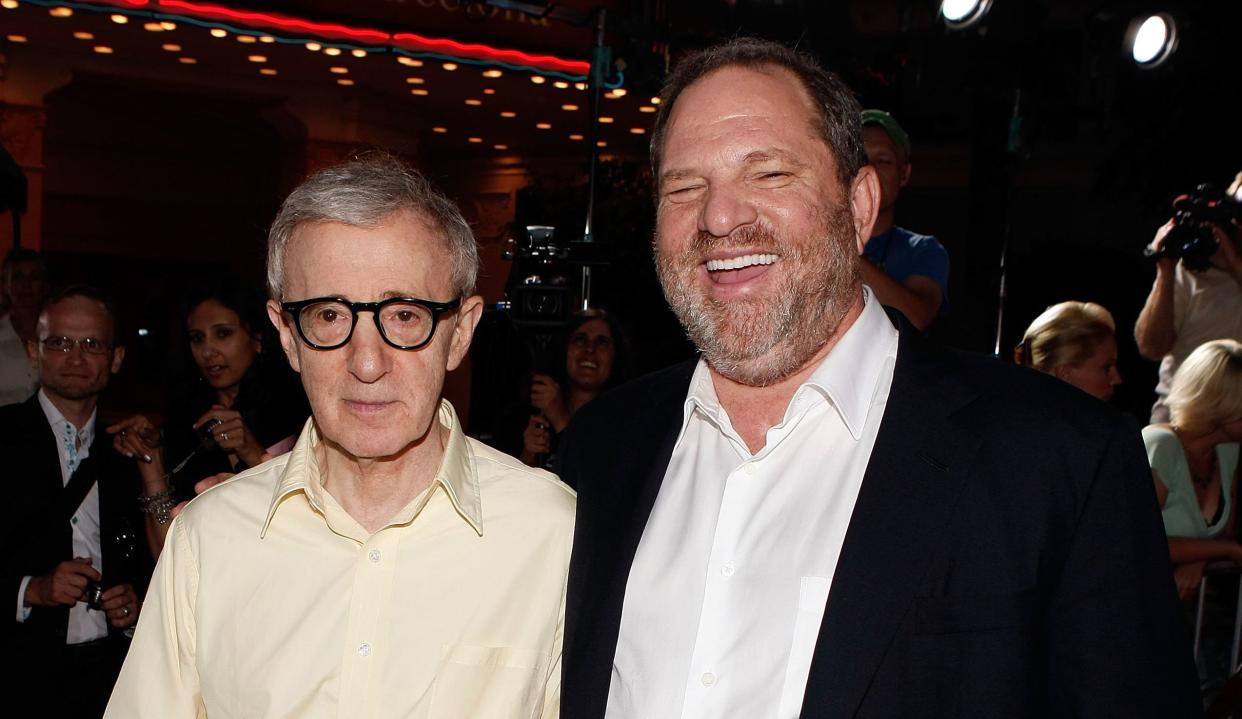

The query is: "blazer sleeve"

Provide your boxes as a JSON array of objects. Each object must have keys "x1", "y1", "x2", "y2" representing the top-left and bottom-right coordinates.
[{"x1": 1044, "y1": 415, "x2": 1202, "y2": 717}]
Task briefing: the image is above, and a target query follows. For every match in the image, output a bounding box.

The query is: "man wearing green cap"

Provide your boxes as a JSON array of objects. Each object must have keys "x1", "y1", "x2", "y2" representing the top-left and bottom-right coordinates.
[{"x1": 860, "y1": 109, "x2": 949, "y2": 330}]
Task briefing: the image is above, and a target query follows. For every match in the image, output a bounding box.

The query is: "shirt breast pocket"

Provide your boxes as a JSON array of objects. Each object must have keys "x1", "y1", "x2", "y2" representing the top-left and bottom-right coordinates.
[
  {"x1": 777, "y1": 576, "x2": 832, "y2": 719},
  {"x1": 429, "y1": 644, "x2": 548, "y2": 719}
]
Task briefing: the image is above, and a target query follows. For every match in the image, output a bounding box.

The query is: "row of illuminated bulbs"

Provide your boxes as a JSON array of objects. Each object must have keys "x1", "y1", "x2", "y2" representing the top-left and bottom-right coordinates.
[{"x1": 5, "y1": 1, "x2": 660, "y2": 148}]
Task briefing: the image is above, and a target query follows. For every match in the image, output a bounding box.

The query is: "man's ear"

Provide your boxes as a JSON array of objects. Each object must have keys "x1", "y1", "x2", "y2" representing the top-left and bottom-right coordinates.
[
  {"x1": 109, "y1": 346, "x2": 126, "y2": 375},
  {"x1": 446, "y1": 295, "x2": 484, "y2": 372},
  {"x1": 850, "y1": 166, "x2": 881, "y2": 253},
  {"x1": 899, "y1": 160, "x2": 913, "y2": 188},
  {"x1": 266, "y1": 300, "x2": 301, "y2": 373}
]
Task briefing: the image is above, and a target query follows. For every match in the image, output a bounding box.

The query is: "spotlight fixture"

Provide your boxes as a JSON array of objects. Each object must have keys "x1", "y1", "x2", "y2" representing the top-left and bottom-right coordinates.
[
  {"x1": 1127, "y1": 13, "x2": 1178, "y2": 68},
  {"x1": 940, "y1": 0, "x2": 992, "y2": 30}
]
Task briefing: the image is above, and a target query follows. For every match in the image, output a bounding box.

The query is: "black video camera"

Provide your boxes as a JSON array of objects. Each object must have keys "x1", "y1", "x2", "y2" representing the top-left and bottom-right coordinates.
[{"x1": 1145, "y1": 184, "x2": 1242, "y2": 272}]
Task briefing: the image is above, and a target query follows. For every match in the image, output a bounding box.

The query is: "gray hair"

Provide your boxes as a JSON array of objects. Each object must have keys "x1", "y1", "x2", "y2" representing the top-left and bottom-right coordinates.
[{"x1": 267, "y1": 154, "x2": 480, "y2": 299}]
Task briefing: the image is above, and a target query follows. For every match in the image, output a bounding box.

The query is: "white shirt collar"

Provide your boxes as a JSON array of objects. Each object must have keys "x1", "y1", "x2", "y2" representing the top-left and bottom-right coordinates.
[
  {"x1": 36, "y1": 388, "x2": 97, "y2": 446},
  {"x1": 681, "y1": 287, "x2": 898, "y2": 443}
]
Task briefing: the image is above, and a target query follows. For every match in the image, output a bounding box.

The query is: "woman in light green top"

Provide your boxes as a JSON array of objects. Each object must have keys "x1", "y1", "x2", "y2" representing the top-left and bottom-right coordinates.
[{"x1": 1146, "y1": 339, "x2": 1242, "y2": 600}]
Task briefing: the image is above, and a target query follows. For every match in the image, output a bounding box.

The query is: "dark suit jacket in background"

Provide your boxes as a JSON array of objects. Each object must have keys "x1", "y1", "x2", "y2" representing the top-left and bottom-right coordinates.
[
  {"x1": 557, "y1": 320, "x2": 1202, "y2": 718},
  {"x1": 0, "y1": 395, "x2": 151, "y2": 664}
]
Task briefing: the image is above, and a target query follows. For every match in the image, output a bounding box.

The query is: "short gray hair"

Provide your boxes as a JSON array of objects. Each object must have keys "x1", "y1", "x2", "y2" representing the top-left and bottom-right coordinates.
[{"x1": 267, "y1": 154, "x2": 480, "y2": 299}]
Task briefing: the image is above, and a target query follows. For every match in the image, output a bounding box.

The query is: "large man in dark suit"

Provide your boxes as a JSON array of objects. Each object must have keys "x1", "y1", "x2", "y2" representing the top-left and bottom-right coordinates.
[
  {"x1": 557, "y1": 38, "x2": 1201, "y2": 718},
  {"x1": 0, "y1": 286, "x2": 147, "y2": 717}
]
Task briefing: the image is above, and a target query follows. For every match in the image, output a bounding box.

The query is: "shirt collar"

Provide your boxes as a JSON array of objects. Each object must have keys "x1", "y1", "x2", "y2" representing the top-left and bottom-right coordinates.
[
  {"x1": 261, "y1": 399, "x2": 484, "y2": 538},
  {"x1": 36, "y1": 388, "x2": 96, "y2": 445},
  {"x1": 679, "y1": 288, "x2": 898, "y2": 443}
]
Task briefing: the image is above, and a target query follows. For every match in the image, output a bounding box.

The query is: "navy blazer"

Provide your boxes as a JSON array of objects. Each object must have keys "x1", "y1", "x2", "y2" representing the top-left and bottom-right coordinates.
[
  {"x1": 557, "y1": 319, "x2": 1201, "y2": 718},
  {"x1": 0, "y1": 395, "x2": 149, "y2": 652}
]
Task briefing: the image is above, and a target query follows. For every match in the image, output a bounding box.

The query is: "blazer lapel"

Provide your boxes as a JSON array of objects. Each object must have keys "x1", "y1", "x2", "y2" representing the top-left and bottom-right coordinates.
[{"x1": 800, "y1": 328, "x2": 981, "y2": 719}]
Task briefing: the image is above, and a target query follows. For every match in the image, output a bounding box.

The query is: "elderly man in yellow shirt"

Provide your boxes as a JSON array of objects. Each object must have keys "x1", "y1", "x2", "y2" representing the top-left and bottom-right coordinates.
[{"x1": 105, "y1": 155, "x2": 575, "y2": 719}]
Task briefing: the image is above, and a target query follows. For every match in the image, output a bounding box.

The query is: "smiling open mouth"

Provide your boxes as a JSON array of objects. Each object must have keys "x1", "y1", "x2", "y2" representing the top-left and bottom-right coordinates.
[{"x1": 704, "y1": 253, "x2": 778, "y2": 272}]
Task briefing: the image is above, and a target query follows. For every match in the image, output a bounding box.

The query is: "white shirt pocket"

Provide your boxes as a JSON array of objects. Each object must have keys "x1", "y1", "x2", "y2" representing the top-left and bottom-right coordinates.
[{"x1": 777, "y1": 576, "x2": 832, "y2": 719}]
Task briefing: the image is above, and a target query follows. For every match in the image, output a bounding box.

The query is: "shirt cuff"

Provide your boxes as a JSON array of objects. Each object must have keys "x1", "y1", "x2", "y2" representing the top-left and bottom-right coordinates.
[{"x1": 16, "y1": 575, "x2": 33, "y2": 622}]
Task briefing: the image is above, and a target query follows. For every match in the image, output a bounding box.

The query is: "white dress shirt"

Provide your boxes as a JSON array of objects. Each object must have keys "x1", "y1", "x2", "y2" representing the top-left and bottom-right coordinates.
[
  {"x1": 607, "y1": 289, "x2": 899, "y2": 719},
  {"x1": 15, "y1": 389, "x2": 108, "y2": 644}
]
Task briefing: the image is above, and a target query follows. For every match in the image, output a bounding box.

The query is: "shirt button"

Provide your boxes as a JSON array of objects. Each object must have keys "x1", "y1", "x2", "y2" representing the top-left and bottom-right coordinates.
[
  {"x1": 742, "y1": 463, "x2": 756, "y2": 476},
  {"x1": 721, "y1": 562, "x2": 736, "y2": 577},
  {"x1": 71, "y1": 517, "x2": 78, "y2": 525},
  {"x1": 368, "y1": 549, "x2": 381, "y2": 563},
  {"x1": 357, "y1": 642, "x2": 372, "y2": 657},
  {"x1": 701, "y1": 672, "x2": 717, "y2": 687}
]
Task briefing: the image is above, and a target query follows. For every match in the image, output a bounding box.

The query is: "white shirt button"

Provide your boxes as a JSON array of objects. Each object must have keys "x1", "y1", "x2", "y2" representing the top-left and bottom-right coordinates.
[
  {"x1": 357, "y1": 642, "x2": 372, "y2": 657},
  {"x1": 368, "y1": 549, "x2": 381, "y2": 563},
  {"x1": 700, "y1": 672, "x2": 717, "y2": 687},
  {"x1": 721, "y1": 562, "x2": 736, "y2": 577},
  {"x1": 741, "y1": 463, "x2": 756, "y2": 476}
]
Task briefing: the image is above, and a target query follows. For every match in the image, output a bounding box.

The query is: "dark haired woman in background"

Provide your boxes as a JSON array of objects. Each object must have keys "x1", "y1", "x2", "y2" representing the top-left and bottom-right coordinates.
[
  {"x1": 521, "y1": 308, "x2": 627, "y2": 468},
  {"x1": 111, "y1": 276, "x2": 308, "y2": 552}
]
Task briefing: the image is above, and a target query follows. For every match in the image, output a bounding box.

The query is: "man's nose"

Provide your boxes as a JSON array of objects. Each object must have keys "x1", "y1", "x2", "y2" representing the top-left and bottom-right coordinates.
[
  {"x1": 699, "y1": 183, "x2": 758, "y2": 239},
  {"x1": 347, "y1": 313, "x2": 392, "y2": 383}
]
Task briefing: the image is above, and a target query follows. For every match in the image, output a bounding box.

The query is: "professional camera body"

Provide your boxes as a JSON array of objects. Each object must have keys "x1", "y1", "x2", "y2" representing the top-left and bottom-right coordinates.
[{"x1": 1145, "y1": 184, "x2": 1242, "y2": 272}]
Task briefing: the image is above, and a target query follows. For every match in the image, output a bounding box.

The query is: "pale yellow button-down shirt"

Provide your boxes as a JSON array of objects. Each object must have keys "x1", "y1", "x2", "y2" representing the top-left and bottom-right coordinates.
[{"x1": 106, "y1": 400, "x2": 574, "y2": 719}]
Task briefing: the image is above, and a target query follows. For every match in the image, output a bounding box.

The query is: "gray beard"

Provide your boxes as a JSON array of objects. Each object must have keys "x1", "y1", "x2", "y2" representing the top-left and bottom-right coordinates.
[{"x1": 656, "y1": 205, "x2": 860, "y2": 387}]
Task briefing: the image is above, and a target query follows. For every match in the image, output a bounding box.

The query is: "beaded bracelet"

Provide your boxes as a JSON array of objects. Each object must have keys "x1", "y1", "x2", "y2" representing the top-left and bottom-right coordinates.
[{"x1": 138, "y1": 487, "x2": 177, "y2": 526}]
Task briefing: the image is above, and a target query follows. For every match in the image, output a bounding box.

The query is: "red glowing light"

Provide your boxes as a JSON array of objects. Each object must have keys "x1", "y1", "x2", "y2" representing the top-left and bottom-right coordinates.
[
  {"x1": 392, "y1": 33, "x2": 590, "y2": 75},
  {"x1": 157, "y1": 0, "x2": 390, "y2": 42}
]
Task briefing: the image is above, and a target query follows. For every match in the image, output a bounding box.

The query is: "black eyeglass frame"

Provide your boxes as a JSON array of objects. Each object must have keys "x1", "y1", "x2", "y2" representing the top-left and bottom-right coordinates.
[{"x1": 280, "y1": 296, "x2": 461, "y2": 351}]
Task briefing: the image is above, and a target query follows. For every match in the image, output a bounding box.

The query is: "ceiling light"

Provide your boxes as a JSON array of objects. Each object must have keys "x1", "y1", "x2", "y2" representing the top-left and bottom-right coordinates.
[
  {"x1": 179, "y1": 56, "x2": 197, "y2": 64},
  {"x1": 110, "y1": 14, "x2": 128, "y2": 24},
  {"x1": 49, "y1": 7, "x2": 72, "y2": 18},
  {"x1": 483, "y1": 88, "x2": 495, "y2": 95},
  {"x1": 143, "y1": 22, "x2": 164, "y2": 32},
  {"x1": 406, "y1": 77, "x2": 424, "y2": 84},
  {"x1": 432, "y1": 127, "x2": 447, "y2": 133},
  {"x1": 611, "y1": 87, "x2": 627, "y2": 97},
  {"x1": 248, "y1": 55, "x2": 267, "y2": 63},
  {"x1": 599, "y1": 116, "x2": 614, "y2": 124},
  {"x1": 330, "y1": 66, "x2": 348, "y2": 74},
  {"x1": 1, "y1": 1, "x2": 18, "y2": 9},
  {"x1": 500, "y1": 111, "x2": 516, "y2": 118},
  {"x1": 482, "y1": 69, "x2": 502, "y2": 78},
  {"x1": 639, "y1": 105, "x2": 657, "y2": 113},
  {"x1": 468, "y1": 137, "x2": 482, "y2": 143},
  {"x1": 260, "y1": 68, "x2": 277, "y2": 76},
  {"x1": 160, "y1": 21, "x2": 176, "y2": 30},
  {"x1": 629, "y1": 128, "x2": 646, "y2": 134},
  {"x1": 410, "y1": 89, "x2": 429, "y2": 96},
  {"x1": 554, "y1": 81, "x2": 569, "y2": 89},
  {"x1": 561, "y1": 104, "x2": 579, "y2": 111},
  {"x1": 940, "y1": 0, "x2": 992, "y2": 30},
  {"x1": 465, "y1": 99, "x2": 482, "y2": 106},
  {"x1": 6, "y1": 34, "x2": 26, "y2": 42},
  {"x1": 74, "y1": 32, "x2": 95, "y2": 40},
  {"x1": 536, "y1": 123, "x2": 552, "y2": 130},
  {"x1": 210, "y1": 28, "x2": 227, "y2": 38},
  {"x1": 337, "y1": 78, "x2": 354, "y2": 86},
  {"x1": 352, "y1": 49, "x2": 366, "y2": 58},
  {"x1": 442, "y1": 62, "x2": 458, "y2": 71},
  {"x1": 259, "y1": 35, "x2": 276, "y2": 43},
  {"x1": 306, "y1": 42, "x2": 321, "y2": 51},
  {"x1": 569, "y1": 134, "x2": 584, "y2": 140},
  {"x1": 93, "y1": 45, "x2": 113, "y2": 54},
  {"x1": 494, "y1": 144, "x2": 508, "y2": 150},
  {"x1": 161, "y1": 43, "x2": 181, "y2": 52},
  {"x1": 575, "y1": 82, "x2": 587, "y2": 91},
  {"x1": 398, "y1": 57, "x2": 423, "y2": 67},
  {"x1": 1127, "y1": 13, "x2": 1178, "y2": 68},
  {"x1": 597, "y1": 141, "x2": 607, "y2": 148},
  {"x1": 324, "y1": 47, "x2": 341, "y2": 56},
  {"x1": 651, "y1": 96, "x2": 661, "y2": 104},
  {"x1": 238, "y1": 35, "x2": 257, "y2": 44},
  {"x1": 531, "y1": 76, "x2": 546, "y2": 85}
]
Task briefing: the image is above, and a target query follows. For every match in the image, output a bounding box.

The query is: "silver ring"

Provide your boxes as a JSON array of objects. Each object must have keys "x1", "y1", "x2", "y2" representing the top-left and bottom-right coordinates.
[
  {"x1": 121, "y1": 606, "x2": 130, "y2": 617},
  {"x1": 221, "y1": 432, "x2": 229, "y2": 441}
]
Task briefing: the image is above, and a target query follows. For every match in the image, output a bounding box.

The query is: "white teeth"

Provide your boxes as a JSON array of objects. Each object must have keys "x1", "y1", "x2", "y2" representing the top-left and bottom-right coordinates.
[{"x1": 705, "y1": 253, "x2": 778, "y2": 272}]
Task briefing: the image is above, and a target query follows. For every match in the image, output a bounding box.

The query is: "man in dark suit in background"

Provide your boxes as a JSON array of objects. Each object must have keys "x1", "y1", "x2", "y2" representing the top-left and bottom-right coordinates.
[
  {"x1": 557, "y1": 38, "x2": 1201, "y2": 718},
  {"x1": 0, "y1": 285, "x2": 147, "y2": 717}
]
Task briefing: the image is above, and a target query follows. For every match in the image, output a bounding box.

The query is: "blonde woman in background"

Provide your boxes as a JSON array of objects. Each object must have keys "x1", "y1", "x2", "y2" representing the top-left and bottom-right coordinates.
[
  {"x1": 1016, "y1": 300, "x2": 1122, "y2": 401},
  {"x1": 1146, "y1": 339, "x2": 1242, "y2": 599}
]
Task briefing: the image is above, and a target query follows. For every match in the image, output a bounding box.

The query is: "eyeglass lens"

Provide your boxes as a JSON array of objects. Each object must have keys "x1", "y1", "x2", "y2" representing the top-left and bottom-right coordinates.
[{"x1": 296, "y1": 300, "x2": 436, "y2": 348}]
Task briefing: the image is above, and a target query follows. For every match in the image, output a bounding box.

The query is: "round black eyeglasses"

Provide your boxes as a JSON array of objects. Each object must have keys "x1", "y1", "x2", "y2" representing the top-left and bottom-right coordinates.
[{"x1": 280, "y1": 296, "x2": 461, "y2": 351}]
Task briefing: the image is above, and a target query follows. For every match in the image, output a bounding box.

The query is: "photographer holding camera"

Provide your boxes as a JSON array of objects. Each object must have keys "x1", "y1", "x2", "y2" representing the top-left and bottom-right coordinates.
[{"x1": 1136, "y1": 174, "x2": 1242, "y2": 422}]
